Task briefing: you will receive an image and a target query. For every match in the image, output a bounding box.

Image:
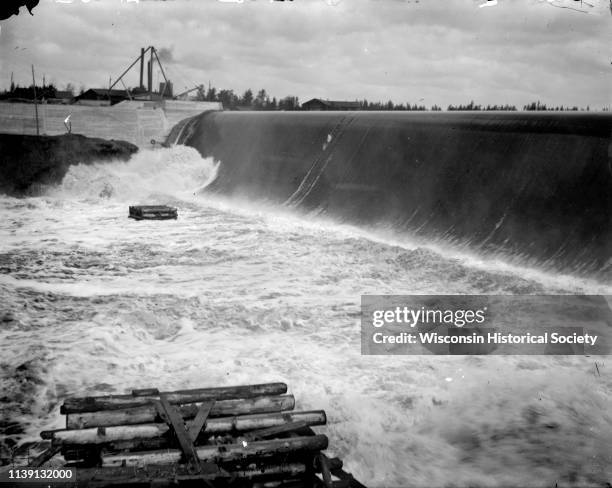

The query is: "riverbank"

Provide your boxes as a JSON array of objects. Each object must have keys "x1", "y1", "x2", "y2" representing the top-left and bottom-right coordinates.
[{"x1": 0, "y1": 133, "x2": 138, "y2": 196}]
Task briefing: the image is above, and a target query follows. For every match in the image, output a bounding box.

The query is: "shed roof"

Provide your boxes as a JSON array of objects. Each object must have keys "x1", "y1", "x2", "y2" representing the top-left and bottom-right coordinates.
[
  {"x1": 79, "y1": 88, "x2": 129, "y2": 98},
  {"x1": 302, "y1": 98, "x2": 361, "y2": 109}
]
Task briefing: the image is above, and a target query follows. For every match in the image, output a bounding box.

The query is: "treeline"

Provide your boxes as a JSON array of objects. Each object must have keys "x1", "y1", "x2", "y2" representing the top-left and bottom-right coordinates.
[
  {"x1": 0, "y1": 83, "x2": 59, "y2": 100},
  {"x1": 522, "y1": 100, "x2": 591, "y2": 111},
  {"x1": 359, "y1": 100, "x2": 431, "y2": 111},
  {"x1": 447, "y1": 101, "x2": 517, "y2": 111},
  {"x1": 2, "y1": 82, "x2": 605, "y2": 112},
  {"x1": 201, "y1": 87, "x2": 601, "y2": 112},
  {"x1": 443, "y1": 100, "x2": 593, "y2": 111},
  {"x1": 0, "y1": 82, "x2": 83, "y2": 101},
  {"x1": 197, "y1": 87, "x2": 300, "y2": 110}
]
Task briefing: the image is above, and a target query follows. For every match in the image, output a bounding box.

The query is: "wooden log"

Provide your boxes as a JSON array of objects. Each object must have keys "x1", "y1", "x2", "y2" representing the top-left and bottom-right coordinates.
[
  {"x1": 47, "y1": 423, "x2": 167, "y2": 443},
  {"x1": 317, "y1": 453, "x2": 334, "y2": 487},
  {"x1": 61, "y1": 437, "x2": 167, "y2": 461},
  {"x1": 75, "y1": 458, "x2": 343, "y2": 486},
  {"x1": 242, "y1": 420, "x2": 310, "y2": 441},
  {"x1": 48, "y1": 411, "x2": 326, "y2": 456},
  {"x1": 60, "y1": 423, "x2": 332, "y2": 463},
  {"x1": 66, "y1": 394, "x2": 295, "y2": 429},
  {"x1": 102, "y1": 434, "x2": 328, "y2": 467},
  {"x1": 156, "y1": 395, "x2": 203, "y2": 474},
  {"x1": 187, "y1": 400, "x2": 214, "y2": 442},
  {"x1": 28, "y1": 445, "x2": 61, "y2": 467},
  {"x1": 61, "y1": 382, "x2": 287, "y2": 414}
]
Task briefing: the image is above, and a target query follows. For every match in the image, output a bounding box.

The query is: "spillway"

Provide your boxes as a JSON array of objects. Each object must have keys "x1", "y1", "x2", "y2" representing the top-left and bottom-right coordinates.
[{"x1": 180, "y1": 111, "x2": 612, "y2": 278}]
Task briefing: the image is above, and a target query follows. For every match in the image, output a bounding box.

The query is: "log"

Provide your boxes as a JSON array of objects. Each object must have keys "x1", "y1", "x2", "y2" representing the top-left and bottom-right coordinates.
[
  {"x1": 188, "y1": 400, "x2": 214, "y2": 442},
  {"x1": 75, "y1": 458, "x2": 343, "y2": 486},
  {"x1": 28, "y1": 445, "x2": 61, "y2": 467},
  {"x1": 61, "y1": 437, "x2": 167, "y2": 461},
  {"x1": 156, "y1": 395, "x2": 202, "y2": 474},
  {"x1": 102, "y1": 434, "x2": 328, "y2": 467},
  {"x1": 61, "y1": 382, "x2": 287, "y2": 413},
  {"x1": 47, "y1": 411, "x2": 325, "y2": 445},
  {"x1": 242, "y1": 420, "x2": 310, "y2": 441},
  {"x1": 66, "y1": 394, "x2": 295, "y2": 429}
]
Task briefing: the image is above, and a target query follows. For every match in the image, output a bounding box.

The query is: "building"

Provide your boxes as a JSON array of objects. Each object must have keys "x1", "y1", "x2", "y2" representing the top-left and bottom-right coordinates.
[
  {"x1": 74, "y1": 88, "x2": 129, "y2": 106},
  {"x1": 301, "y1": 98, "x2": 361, "y2": 111}
]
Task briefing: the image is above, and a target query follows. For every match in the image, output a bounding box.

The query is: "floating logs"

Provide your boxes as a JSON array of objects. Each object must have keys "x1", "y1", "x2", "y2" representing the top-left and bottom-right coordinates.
[
  {"x1": 61, "y1": 382, "x2": 288, "y2": 414},
  {"x1": 128, "y1": 205, "x2": 178, "y2": 220},
  {"x1": 74, "y1": 458, "x2": 344, "y2": 486},
  {"x1": 44, "y1": 410, "x2": 326, "y2": 444},
  {"x1": 32, "y1": 382, "x2": 366, "y2": 487},
  {"x1": 102, "y1": 434, "x2": 329, "y2": 467},
  {"x1": 66, "y1": 394, "x2": 295, "y2": 429}
]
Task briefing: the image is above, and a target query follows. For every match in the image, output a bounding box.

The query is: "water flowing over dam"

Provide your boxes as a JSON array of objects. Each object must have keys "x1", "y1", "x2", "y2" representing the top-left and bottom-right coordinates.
[
  {"x1": 1, "y1": 142, "x2": 611, "y2": 486},
  {"x1": 180, "y1": 111, "x2": 612, "y2": 279}
]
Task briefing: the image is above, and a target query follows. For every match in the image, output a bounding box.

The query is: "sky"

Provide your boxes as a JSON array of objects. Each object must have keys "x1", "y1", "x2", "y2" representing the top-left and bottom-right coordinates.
[{"x1": 0, "y1": 0, "x2": 610, "y2": 109}]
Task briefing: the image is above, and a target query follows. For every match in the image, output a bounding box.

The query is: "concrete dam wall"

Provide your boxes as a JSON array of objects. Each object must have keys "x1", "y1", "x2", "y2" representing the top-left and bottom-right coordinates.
[
  {"x1": 182, "y1": 111, "x2": 612, "y2": 278},
  {"x1": 0, "y1": 100, "x2": 221, "y2": 148}
]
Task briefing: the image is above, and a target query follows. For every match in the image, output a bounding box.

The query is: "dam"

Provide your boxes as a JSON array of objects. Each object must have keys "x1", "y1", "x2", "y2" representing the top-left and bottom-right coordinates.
[
  {"x1": 2, "y1": 106, "x2": 609, "y2": 277},
  {"x1": 178, "y1": 110, "x2": 612, "y2": 279},
  {"x1": 1, "y1": 109, "x2": 612, "y2": 486}
]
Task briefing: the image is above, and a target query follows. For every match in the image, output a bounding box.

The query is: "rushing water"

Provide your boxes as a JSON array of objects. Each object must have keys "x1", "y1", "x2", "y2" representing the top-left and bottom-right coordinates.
[{"x1": 0, "y1": 146, "x2": 610, "y2": 487}]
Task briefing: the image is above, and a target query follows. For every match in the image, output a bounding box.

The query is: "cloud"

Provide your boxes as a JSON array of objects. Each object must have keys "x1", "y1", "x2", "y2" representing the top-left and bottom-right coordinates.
[{"x1": 0, "y1": 0, "x2": 609, "y2": 108}]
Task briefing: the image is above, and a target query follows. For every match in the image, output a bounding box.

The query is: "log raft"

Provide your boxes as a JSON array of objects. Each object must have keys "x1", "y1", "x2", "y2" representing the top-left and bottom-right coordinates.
[
  {"x1": 128, "y1": 205, "x2": 178, "y2": 220},
  {"x1": 32, "y1": 382, "x2": 366, "y2": 488}
]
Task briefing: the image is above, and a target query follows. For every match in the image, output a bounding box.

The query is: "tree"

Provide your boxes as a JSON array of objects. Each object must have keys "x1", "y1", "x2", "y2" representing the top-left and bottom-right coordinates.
[
  {"x1": 206, "y1": 86, "x2": 217, "y2": 101},
  {"x1": 254, "y1": 89, "x2": 267, "y2": 109},
  {"x1": 241, "y1": 89, "x2": 253, "y2": 107},
  {"x1": 278, "y1": 96, "x2": 299, "y2": 110},
  {"x1": 218, "y1": 89, "x2": 238, "y2": 109}
]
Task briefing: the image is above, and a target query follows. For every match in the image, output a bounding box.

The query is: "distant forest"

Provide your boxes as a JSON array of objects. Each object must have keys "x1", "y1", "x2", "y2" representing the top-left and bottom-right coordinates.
[
  {"x1": 1, "y1": 82, "x2": 605, "y2": 112},
  {"x1": 195, "y1": 86, "x2": 600, "y2": 112}
]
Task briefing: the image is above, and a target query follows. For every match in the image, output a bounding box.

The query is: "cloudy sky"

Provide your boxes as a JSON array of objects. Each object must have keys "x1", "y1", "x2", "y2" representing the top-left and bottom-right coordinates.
[{"x1": 0, "y1": 0, "x2": 610, "y2": 109}]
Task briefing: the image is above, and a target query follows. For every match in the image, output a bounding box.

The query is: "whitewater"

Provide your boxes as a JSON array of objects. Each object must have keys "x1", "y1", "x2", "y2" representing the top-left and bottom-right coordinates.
[{"x1": 1, "y1": 145, "x2": 611, "y2": 487}]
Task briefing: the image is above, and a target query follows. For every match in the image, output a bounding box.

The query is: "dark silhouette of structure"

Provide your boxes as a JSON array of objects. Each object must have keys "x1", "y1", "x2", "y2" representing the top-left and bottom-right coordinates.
[
  {"x1": 302, "y1": 98, "x2": 360, "y2": 111},
  {"x1": 74, "y1": 89, "x2": 130, "y2": 106}
]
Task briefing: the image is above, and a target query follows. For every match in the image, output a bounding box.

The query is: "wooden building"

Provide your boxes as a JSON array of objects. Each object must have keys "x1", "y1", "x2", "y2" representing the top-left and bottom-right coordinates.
[
  {"x1": 74, "y1": 88, "x2": 129, "y2": 106},
  {"x1": 301, "y1": 98, "x2": 361, "y2": 111}
]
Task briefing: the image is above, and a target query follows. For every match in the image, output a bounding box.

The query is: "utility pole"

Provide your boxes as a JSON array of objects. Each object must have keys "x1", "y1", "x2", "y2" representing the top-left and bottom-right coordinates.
[{"x1": 31, "y1": 65, "x2": 39, "y2": 136}]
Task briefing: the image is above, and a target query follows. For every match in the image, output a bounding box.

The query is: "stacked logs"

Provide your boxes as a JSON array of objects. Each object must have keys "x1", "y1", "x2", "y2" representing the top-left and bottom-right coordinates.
[{"x1": 39, "y1": 382, "x2": 364, "y2": 487}]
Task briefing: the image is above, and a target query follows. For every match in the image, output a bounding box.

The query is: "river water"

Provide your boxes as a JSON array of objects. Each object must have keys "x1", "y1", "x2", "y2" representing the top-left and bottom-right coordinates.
[{"x1": 0, "y1": 146, "x2": 610, "y2": 487}]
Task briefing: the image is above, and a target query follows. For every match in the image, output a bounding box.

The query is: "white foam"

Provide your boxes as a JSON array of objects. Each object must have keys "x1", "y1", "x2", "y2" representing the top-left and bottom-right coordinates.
[
  {"x1": 1, "y1": 146, "x2": 610, "y2": 486},
  {"x1": 49, "y1": 145, "x2": 219, "y2": 202}
]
